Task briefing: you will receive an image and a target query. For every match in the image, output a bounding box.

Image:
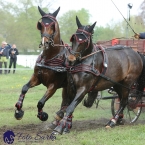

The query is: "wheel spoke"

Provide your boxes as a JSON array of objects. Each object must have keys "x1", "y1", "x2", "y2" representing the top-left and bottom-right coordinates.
[{"x1": 111, "y1": 97, "x2": 142, "y2": 124}]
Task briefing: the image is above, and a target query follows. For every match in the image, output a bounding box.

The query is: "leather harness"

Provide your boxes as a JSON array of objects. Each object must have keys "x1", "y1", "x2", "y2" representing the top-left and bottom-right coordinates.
[{"x1": 36, "y1": 44, "x2": 109, "y2": 92}]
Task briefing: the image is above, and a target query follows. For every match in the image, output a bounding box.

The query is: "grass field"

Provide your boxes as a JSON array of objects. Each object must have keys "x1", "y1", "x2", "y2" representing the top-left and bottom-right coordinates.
[{"x1": 0, "y1": 65, "x2": 145, "y2": 145}]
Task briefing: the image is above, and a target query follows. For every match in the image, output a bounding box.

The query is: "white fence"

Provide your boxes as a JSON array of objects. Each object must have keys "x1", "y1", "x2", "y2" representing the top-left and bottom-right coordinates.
[{"x1": 17, "y1": 55, "x2": 38, "y2": 69}]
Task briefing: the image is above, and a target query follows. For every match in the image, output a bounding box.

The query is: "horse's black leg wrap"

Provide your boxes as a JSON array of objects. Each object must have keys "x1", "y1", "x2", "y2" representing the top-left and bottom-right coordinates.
[
  {"x1": 106, "y1": 114, "x2": 120, "y2": 128},
  {"x1": 15, "y1": 94, "x2": 25, "y2": 110},
  {"x1": 37, "y1": 101, "x2": 44, "y2": 110},
  {"x1": 48, "y1": 110, "x2": 65, "y2": 130},
  {"x1": 53, "y1": 115, "x2": 73, "y2": 135},
  {"x1": 15, "y1": 94, "x2": 25, "y2": 120},
  {"x1": 37, "y1": 101, "x2": 48, "y2": 121},
  {"x1": 116, "y1": 114, "x2": 124, "y2": 125}
]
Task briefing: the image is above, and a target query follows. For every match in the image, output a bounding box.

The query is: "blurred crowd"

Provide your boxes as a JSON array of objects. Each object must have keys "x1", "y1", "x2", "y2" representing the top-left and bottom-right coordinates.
[{"x1": 0, "y1": 41, "x2": 19, "y2": 74}]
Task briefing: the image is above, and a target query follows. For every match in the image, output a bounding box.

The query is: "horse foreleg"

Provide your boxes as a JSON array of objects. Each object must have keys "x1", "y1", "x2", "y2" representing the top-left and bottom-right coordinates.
[
  {"x1": 49, "y1": 87, "x2": 74, "y2": 130},
  {"x1": 37, "y1": 84, "x2": 57, "y2": 121},
  {"x1": 15, "y1": 75, "x2": 40, "y2": 120},
  {"x1": 53, "y1": 86, "x2": 86, "y2": 134},
  {"x1": 52, "y1": 72, "x2": 78, "y2": 129},
  {"x1": 56, "y1": 87, "x2": 70, "y2": 119}
]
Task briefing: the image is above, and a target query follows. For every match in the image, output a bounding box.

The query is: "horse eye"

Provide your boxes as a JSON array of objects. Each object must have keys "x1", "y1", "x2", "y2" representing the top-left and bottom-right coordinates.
[{"x1": 51, "y1": 25, "x2": 55, "y2": 29}]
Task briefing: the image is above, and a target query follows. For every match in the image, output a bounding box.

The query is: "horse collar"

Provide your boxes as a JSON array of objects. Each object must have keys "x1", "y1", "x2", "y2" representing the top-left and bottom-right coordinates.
[
  {"x1": 36, "y1": 48, "x2": 67, "y2": 72},
  {"x1": 69, "y1": 45, "x2": 108, "y2": 75}
]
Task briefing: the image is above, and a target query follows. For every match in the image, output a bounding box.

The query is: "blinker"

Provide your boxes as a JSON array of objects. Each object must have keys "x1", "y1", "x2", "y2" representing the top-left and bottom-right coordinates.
[{"x1": 37, "y1": 21, "x2": 42, "y2": 30}]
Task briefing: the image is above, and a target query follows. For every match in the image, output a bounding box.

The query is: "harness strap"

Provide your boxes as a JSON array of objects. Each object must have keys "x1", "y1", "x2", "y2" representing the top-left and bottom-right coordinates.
[
  {"x1": 88, "y1": 45, "x2": 108, "y2": 92},
  {"x1": 68, "y1": 64, "x2": 100, "y2": 76},
  {"x1": 36, "y1": 46, "x2": 68, "y2": 73},
  {"x1": 99, "y1": 73, "x2": 130, "y2": 90},
  {"x1": 68, "y1": 45, "x2": 109, "y2": 92},
  {"x1": 77, "y1": 29, "x2": 92, "y2": 36},
  {"x1": 97, "y1": 45, "x2": 108, "y2": 74},
  {"x1": 36, "y1": 63, "x2": 67, "y2": 72}
]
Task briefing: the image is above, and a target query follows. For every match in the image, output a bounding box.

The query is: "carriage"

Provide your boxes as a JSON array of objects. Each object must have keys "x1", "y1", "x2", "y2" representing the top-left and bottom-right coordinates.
[
  {"x1": 14, "y1": 6, "x2": 145, "y2": 135},
  {"x1": 96, "y1": 38, "x2": 145, "y2": 54}
]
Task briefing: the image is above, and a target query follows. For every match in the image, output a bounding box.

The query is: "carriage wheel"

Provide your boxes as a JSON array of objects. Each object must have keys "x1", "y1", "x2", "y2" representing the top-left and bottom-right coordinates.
[{"x1": 111, "y1": 95, "x2": 142, "y2": 124}]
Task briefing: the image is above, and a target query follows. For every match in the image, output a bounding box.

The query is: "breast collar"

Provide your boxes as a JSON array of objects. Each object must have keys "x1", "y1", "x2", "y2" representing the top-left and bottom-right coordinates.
[
  {"x1": 68, "y1": 44, "x2": 108, "y2": 76},
  {"x1": 36, "y1": 45, "x2": 68, "y2": 72}
]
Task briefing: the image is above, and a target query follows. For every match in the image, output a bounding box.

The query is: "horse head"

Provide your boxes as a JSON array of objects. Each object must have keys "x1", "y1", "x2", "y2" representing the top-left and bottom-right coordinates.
[
  {"x1": 37, "y1": 6, "x2": 60, "y2": 50},
  {"x1": 68, "y1": 16, "x2": 96, "y2": 65}
]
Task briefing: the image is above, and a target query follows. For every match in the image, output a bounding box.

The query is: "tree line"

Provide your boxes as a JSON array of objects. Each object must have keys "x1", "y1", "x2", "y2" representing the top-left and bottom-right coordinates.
[{"x1": 0, "y1": 0, "x2": 145, "y2": 54}]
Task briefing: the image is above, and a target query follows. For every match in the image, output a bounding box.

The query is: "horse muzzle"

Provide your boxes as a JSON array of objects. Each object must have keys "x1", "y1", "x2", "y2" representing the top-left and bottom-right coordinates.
[
  {"x1": 39, "y1": 41, "x2": 50, "y2": 50},
  {"x1": 67, "y1": 54, "x2": 76, "y2": 65}
]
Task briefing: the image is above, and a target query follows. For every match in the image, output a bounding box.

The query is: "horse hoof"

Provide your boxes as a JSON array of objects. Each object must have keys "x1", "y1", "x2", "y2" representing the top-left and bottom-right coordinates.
[
  {"x1": 53, "y1": 126, "x2": 63, "y2": 135},
  {"x1": 37, "y1": 112, "x2": 48, "y2": 121},
  {"x1": 47, "y1": 124, "x2": 56, "y2": 130},
  {"x1": 105, "y1": 125, "x2": 111, "y2": 129},
  {"x1": 52, "y1": 131, "x2": 59, "y2": 135},
  {"x1": 82, "y1": 99, "x2": 92, "y2": 108},
  {"x1": 14, "y1": 109, "x2": 24, "y2": 120},
  {"x1": 105, "y1": 119, "x2": 116, "y2": 128}
]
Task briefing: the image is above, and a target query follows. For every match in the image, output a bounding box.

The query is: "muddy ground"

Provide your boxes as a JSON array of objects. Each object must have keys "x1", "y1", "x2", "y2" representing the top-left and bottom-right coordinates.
[{"x1": 0, "y1": 118, "x2": 145, "y2": 145}]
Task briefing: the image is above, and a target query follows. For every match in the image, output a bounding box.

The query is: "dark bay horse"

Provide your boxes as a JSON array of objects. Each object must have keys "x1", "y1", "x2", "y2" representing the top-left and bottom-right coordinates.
[
  {"x1": 14, "y1": 6, "x2": 73, "y2": 131},
  {"x1": 53, "y1": 16, "x2": 145, "y2": 134}
]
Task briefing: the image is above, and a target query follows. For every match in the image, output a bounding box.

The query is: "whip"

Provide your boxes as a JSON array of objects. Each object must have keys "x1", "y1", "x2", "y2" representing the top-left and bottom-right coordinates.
[{"x1": 110, "y1": 0, "x2": 137, "y2": 35}]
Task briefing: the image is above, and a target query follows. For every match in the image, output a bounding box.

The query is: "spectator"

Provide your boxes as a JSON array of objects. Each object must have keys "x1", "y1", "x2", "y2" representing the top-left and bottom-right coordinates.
[
  {"x1": 8, "y1": 44, "x2": 19, "y2": 74},
  {"x1": 0, "y1": 41, "x2": 11, "y2": 74}
]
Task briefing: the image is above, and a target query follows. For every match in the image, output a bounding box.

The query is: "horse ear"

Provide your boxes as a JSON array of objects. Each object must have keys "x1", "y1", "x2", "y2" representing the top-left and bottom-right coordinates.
[
  {"x1": 52, "y1": 7, "x2": 60, "y2": 17},
  {"x1": 76, "y1": 16, "x2": 82, "y2": 28},
  {"x1": 38, "y1": 6, "x2": 46, "y2": 16},
  {"x1": 88, "y1": 22, "x2": 96, "y2": 33}
]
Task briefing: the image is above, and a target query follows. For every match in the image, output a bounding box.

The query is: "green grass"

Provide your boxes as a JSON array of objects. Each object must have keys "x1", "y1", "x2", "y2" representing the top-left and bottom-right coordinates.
[{"x1": 0, "y1": 65, "x2": 145, "y2": 145}]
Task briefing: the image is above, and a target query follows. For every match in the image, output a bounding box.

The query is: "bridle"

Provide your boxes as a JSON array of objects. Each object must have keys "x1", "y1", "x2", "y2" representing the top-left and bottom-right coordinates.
[
  {"x1": 37, "y1": 14, "x2": 57, "y2": 49},
  {"x1": 70, "y1": 26, "x2": 92, "y2": 60}
]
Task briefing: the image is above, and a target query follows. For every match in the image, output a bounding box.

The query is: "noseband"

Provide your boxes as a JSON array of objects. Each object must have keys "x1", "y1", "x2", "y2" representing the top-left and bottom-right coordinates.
[
  {"x1": 37, "y1": 15, "x2": 57, "y2": 48},
  {"x1": 70, "y1": 27, "x2": 92, "y2": 60}
]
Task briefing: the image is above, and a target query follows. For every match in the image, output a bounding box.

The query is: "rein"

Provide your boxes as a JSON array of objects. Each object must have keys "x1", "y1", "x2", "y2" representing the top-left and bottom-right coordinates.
[
  {"x1": 53, "y1": 44, "x2": 71, "y2": 47},
  {"x1": 89, "y1": 37, "x2": 138, "y2": 60},
  {"x1": 81, "y1": 48, "x2": 102, "y2": 60}
]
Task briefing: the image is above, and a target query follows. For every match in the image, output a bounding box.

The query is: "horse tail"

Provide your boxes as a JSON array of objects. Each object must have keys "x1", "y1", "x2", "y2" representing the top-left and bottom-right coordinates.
[{"x1": 136, "y1": 53, "x2": 145, "y2": 94}]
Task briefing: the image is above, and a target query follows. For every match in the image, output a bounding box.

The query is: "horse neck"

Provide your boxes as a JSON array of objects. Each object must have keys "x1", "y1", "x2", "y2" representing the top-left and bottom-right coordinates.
[{"x1": 44, "y1": 47, "x2": 62, "y2": 57}]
